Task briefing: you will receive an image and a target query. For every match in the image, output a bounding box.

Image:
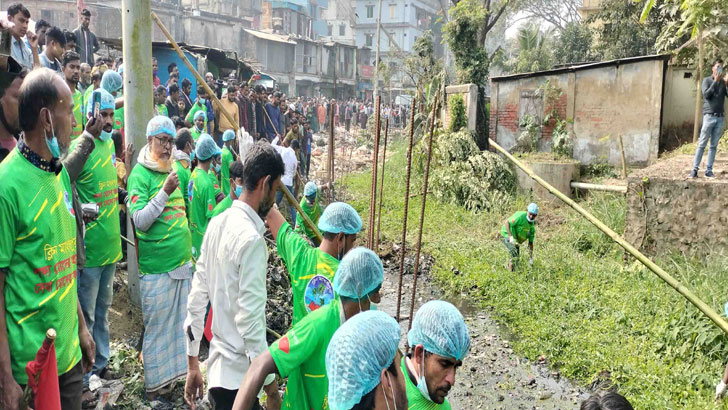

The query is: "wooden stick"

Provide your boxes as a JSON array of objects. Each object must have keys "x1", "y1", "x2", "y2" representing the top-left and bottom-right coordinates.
[
  {"x1": 151, "y1": 12, "x2": 239, "y2": 131},
  {"x1": 489, "y1": 137, "x2": 728, "y2": 336},
  {"x1": 618, "y1": 134, "x2": 627, "y2": 179},
  {"x1": 693, "y1": 29, "x2": 704, "y2": 143}
]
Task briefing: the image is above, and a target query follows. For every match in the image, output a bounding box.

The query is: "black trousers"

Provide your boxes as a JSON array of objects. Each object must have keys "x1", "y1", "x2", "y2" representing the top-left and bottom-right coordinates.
[
  {"x1": 21, "y1": 360, "x2": 83, "y2": 410},
  {"x1": 209, "y1": 387, "x2": 262, "y2": 410}
]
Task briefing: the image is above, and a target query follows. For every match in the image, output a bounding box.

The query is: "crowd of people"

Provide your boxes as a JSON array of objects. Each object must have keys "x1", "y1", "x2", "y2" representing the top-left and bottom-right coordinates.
[{"x1": 0, "y1": 3, "x2": 639, "y2": 410}]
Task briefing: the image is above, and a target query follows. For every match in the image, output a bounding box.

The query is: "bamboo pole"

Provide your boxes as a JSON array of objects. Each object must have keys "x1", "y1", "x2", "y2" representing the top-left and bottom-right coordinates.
[
  {"x1": 489, "y1": 138, "x2": 728, "y2": 336},
  {"x1": 618, "y1": 134, "x2": 627, "y2": 179},
  {"x1": 395, "y1": 98, "x2": 417, "y2": 321},
  {"x1": 693, "y1": 29, "x2": 704, "y2": 143},
  {"x1": 375, "y1": 117, "x2": 389, "y2": 251},
  {"x1": 570, "y1": 182, "x2": 627, "y2": 193},
  {"x1": 368, "y1": 96, "x2": 382, "y2": 249},
  {"x1": 408, "y1": 92, "x2": 440, "y2": 332},
  {"x1": 151, "y1": 12, "x2": 239, "y2": 131}
]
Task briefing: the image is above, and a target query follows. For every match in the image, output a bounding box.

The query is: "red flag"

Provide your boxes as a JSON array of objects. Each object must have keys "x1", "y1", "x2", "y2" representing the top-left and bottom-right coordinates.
[
  {"x1": 204, "y1": 307, "x2": 213, "y2": 342},
  {"x1": 25, "y1": 329, "x2": 61, "y2": 410}
]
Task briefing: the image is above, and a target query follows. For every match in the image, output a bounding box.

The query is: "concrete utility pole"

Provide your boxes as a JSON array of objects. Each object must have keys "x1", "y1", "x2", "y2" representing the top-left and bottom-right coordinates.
[
  {"x1": 122, "y1": 0, "x2": 153, "y2": 306},
  {"x1": 373, "y1": 0, "x2": 383, "y2": 101}
]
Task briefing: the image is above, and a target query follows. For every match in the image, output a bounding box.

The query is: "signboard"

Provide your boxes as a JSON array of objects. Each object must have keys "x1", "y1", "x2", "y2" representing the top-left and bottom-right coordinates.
[{"x1": 360, "y1": 65, "x2": 374, "y2": 78}]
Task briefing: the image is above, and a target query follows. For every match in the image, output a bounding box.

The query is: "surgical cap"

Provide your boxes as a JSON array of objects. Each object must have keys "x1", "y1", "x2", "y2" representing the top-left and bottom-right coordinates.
[
  {"x1": 100, "y1": 70, "x2": 123, "y2": 94},
  {"x1": 407, "y1": 300, "x2": 471, "y2": 361},
  {"x1": 528, "y1": 203, "x2": 539, "y2": 215},
  {"x1": 318, "y1": 202, "x2": 362, "y2": 235},
  {"x1": 223, "y1": 129, "x2": 236, "y2": 142},
  {"x1": 146, "y1": 116, "x2": 175, "y2": 138},
  {"x1": 85, "y1": 89, "x2": 115, "y2": 116},
  {"x1": 196, "y1": 134, "x2": 221, "y2": 161},
  {"x1": 117, "y1": 63, "x2": 124, "y2": 76},
  {"x1": 304, "y1": 181, "x2": 318, "y2": 197},
  {"x1": 194, "y1": 110, "x2": 207, "y2": 121},
  {"x1": 333, "y1": 247, "x2": 383, "y2": 300},
  {"x1": 326, "y1": 310, "x2": 400, "y2": 410}
]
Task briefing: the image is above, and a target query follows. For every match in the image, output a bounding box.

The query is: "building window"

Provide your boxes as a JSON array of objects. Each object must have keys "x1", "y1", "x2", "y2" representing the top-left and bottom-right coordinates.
[
  {"x1": 328, "y1": 24, "x2": 333, "y2": 36},
  {"x1": 389, "y1": 4, "x2": 396, "y2": 19},
  {"x1": 366, "y1": 5, "x2": 374, "y2": 18},
  {"x1": 339, "y1": 24, "x2": 346, "y2": 36},
  {"x1": 365, "y1": 33, "x2": 374, "y2": 47}
]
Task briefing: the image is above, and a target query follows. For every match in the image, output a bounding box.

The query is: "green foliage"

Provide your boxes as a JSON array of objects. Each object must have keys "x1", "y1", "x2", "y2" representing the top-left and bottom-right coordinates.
[
  {"x1": 539, "y1": 80, "x2": 572, "y2": 158},
  {"x1": 516, "y1": 114, "x2": 542, "y2": 153},
  {"x1": 404, "y1": 30, "x2": 443, "y2": 102},
  {"x1": 342, "y1": 150, "x2": 728, "y2": 408},
  {"x1": 448, "y1": 94, "x2": 467, "y2": 133},
  {"x1": 589, "y1": 0, "x2": 668, "y2": 59},
  {"x1": 551, "y1": 119, "x2": 573, "y2": 157},
  {"x1": 502, "y1": 23, "x2": 555, "y2": 74},
  {"x1": 442, "y1": 0, "x2": 490, "y2": 86},
  {"x1": 554, "y1": 22, "x2": 594, "y2": 65}
]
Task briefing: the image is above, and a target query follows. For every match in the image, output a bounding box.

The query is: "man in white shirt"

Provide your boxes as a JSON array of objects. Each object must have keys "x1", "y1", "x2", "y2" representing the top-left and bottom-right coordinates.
[
  {"x1": 183, "y1": 141, "x2": 284, "y2": 410},
  {"x1": 273, "y1": 139, "x2": 299, "y2": 224}
]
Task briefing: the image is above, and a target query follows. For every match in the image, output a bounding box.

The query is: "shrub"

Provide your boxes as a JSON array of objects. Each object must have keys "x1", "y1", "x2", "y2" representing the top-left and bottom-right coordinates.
[{"x1": 448, "y1": 94, "x2": 467, "y2": 133}]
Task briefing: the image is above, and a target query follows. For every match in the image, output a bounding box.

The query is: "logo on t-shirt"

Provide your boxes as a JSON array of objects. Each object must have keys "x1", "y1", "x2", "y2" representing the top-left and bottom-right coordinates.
[
  {"x1": 111, "y1": 153, "x2": 116, "y2": 166},
  {"x1": 64, "y1": 191, "x2": 74, "y2": 216},
  {"x1": 304, "y1": 275, "x2": 335, "y2": 313},
  {"x1": 188, "y1": 180, "x2": 194, "y2": 202}
]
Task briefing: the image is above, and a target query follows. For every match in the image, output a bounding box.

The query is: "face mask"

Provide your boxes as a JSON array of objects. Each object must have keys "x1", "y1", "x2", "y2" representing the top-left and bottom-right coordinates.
[
  {"x1": 384, "y1": 373, "x2": 398, "y2": 410},
  {"x1": 416, "y1": 349, "x2": 434, "y2": 402},
  {"x1": 336, "y1": 235, "x2": 346, "y2": 261},
  {"x1": 527, "y1": 215, "x2": 535, "y2": 223},
  {"x1": 44, "y1": 112, "x2": 61, "y2": 159},
  {"x1": 199, "y1": 98, "x2": 207, "y2": 105},
  {"x1": 213, "y1": 163, "x2": 221, "y2": 173},
  {"x1": 189, "y1": 150, "x2": 196, "y2": 162},
  {"x1": 235, "y1": 184, "x2": 243, "y2": 197},
  {"x1": 99, "y1": 129, "x2": 112, "y2": 141}
]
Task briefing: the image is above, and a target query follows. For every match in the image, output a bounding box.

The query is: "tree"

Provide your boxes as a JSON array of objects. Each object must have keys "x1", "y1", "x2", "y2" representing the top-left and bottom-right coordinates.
[
  {"x1": 403, "y1": 31, "x2": 443, "y2": 105},
  {"x1": 553, "y1": 22, "x2": 593, "y2": 64},
  {"x1": 516, "y1": 0, "x2": 583, "y2": 31},
  {"x1": 589, "y1": 0, "x2": 668, "y2": 60},
  {"x1": 501, "y1": 23, "x2": 555, "y2": 74}
]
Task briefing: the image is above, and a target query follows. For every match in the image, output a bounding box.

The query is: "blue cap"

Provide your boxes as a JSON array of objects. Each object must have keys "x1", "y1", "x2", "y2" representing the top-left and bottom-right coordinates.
[
  {"x1": 101, "y1": 70, "x2": 123, "y2": 94},
  {"x1": 333, "y1": 247, "x2": 383, "y2": 300},
  {"x1": 146, "y1": 116, "x2": 175, "y2": 138},
  {"x1": 195, "y1": 134, "x2": 222, "y2": 161},
  {"x1": 194, "y1": 110, "x2": 207, "y2": 121},
  {"x1": 117, "y1": 63, "x2": 124, "y2": 76},
  {"x1": 85, "y1": 89, "x2": 116, "y2": 116},
  {"x1": 528, "y1": 203, "x2": 539, "y2": 215},
  {"x1": 318, "y1": 202, "x2": 362, "y2": 235},
  {"x1": 304, "y1": 181, "x2": 318, "y2": 197},
  {"x1": 223, "y1": 129, "x2": 236, "y2": 142},
  {"x1": 407, "y1": 300, "x2": 471, "y2": 361},
  {"x1": 326, "y1": 310, "x2": 401, "y2": 410}
]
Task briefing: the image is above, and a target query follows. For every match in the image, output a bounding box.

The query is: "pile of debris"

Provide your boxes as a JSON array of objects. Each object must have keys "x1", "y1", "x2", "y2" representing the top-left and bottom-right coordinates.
[
  {"x1": 265, "y1": 240, "x2": 293, "y2": 343},
  {"x1": 310, "y1": 126, "x2": 376, "y2": 180}
]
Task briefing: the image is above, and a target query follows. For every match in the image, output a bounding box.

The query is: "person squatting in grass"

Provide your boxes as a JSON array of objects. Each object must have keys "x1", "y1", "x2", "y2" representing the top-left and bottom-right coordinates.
[{"x1": 501, "y1": 202, "x2": 538, "y2": 271}]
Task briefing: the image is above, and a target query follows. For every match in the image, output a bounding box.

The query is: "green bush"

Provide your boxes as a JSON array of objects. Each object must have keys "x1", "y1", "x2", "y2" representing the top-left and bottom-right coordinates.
[{"x1": 448, "y1": 94, "x2": 467, "y2": 133}]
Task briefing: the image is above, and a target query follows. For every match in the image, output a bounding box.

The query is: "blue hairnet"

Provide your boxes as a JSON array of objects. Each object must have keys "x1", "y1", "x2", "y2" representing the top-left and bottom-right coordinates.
[
  {"x1": 195, "y1": 134, "x2": 221, "y2": 161},
  {"x1": 333, "y1": 247, "x2": 383, "y2": 300},
  {"x1": 407, "y1": 300, "x2": 471, "y2": 361},
  {"x1": 326, "y1": 310, "x2": 401, "y2": 410},
  {"x1": 194, "y1": 110, "x2": 207, "y2": 121},
  {"x1": 223, "y1": 129, "x2": 236, "y2": 142},
  {"x1": 117, "y1": 64, "x2": 124, "y2": 76},
  {"x1": 318, "y1": 202, "x2": 362, "y2": 235},
  {"x1": 85, "y1": 89, "x2": 116, "y2": 116},
  {"x1": 304, "y1": 181, "x2": 318, "y2": 197},
  {"x1": 101, "y1": 70, "x2": 123, "y2": 94},
  {"x1": 528, "y1": 203, "x2": 539, "y2": 215},
  {"x1": 146, "y1": 115, "x2": 175, "y2": 138}
]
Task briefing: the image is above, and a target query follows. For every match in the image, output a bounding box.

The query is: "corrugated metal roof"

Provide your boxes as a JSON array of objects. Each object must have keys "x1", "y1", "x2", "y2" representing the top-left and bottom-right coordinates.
[{"x1": 243, "y1": 29, "x2": 297, "y2": 45}]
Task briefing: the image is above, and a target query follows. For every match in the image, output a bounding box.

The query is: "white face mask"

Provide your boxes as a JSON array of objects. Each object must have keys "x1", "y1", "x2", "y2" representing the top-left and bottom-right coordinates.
[
  {"x1": 527, "y1": 215, "x2": 535, "y2": 223},
  {"x1": 384, "y1": 372, "x2": 399, "y2": 410},
  {"x1": 416, "y1": 349, "x2": 434, "y2": 402}
]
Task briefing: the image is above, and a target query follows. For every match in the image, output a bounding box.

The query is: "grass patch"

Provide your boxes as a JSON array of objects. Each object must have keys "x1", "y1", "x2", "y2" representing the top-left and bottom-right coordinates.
[{"x1": 341, "y1": 138, "x2": 728, "y2": 409}]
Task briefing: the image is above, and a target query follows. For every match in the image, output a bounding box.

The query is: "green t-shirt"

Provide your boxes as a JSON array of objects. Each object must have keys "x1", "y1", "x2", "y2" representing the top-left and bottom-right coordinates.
[
  {"x1": 127, "y1": 164, "x2": 192, "y2": 274},
  {"x1": 500, "y1": 211, "x2": 535, "y2": 244},
  {"x1": 0, "y1": 149, "x2": 82, "y2": 383},
  {"x1": 188, "y1": 168, "x2": 216, "y2": 259},
  {"x1": 83, "y1": 86, "x2": 95, "y2": 125},
  {"x1": 401, "y1": 357, "x2": 452, "y2": 410},
  {"x1": 211, "y1": 196, "x2": 232, "y2": 217},
  {"x1": 294, "y1": 196, "x2": 322, "y2": 241},
  {"x1": 276, "y1": 221, "x2": 338, "y2": 324},
  {"x1": 270, "y1": 298, "x2": 343, "y2": 410},
  {"x1": 113, "y1": 106, "x2": 124, "y2": 131},
  {"x1": 190, "y1": 127, "x2": 204, "y2": 142},
  {"x1": 173, "y1": 159, "x2": 192, "y2": 218},
  {"x1": 71, "y1": 138, "x2": 122, "y2": 267},
  {"x1": 220, "y1": 146, "x2": 234, "y2": 196},
  {"x1": 208, "y1": 167, "x2": 222, "y2": 198},
  {"x1": 72, "y1": 89, "x2": 84, "y2": 138},
  {"x1": 185, "y1": 102, "x2": 208, "y2": 132},
  {"x1": 156, "y1": 104, "x2": 168, "y2": 117}
]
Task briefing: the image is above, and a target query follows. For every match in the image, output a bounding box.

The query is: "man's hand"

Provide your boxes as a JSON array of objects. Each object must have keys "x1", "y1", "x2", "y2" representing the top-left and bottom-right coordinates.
[
  {"x1": 717, "y1": 381, "x2": 727, "y2": 400},
  {"x1": 184, "y1": 367, "x2": 204, "y2": 410},
  {"x1": 508, "y1": 236, "x2": 515, "y2": 245},
  {"x1": 724, "y1": 73, "x2": 728, "y2": 84},
  {"x1": 528, "y1": 258, "x2": 534, "y2": 267},
  {"x1": 0, "y1": 372, "x2": 23, "y2": 410},
  {"x1": 26, "y1": 30, "x2": 38, "y2": 50},
  {"x1": 79, "y1": 328, "x2": 96, "y2": 373},
  {"x1": 264, "y1": 380, "x2": 282, "y2": 410},
  {"x1": 124, "y1": 143, "x2": 134, "y2": 165},
  {"x1": 163, "y1": 170, "x2": 179, "y2": 195},
  {"x1": 85, "y1": 114, "x2": 104, "y2": 139}
]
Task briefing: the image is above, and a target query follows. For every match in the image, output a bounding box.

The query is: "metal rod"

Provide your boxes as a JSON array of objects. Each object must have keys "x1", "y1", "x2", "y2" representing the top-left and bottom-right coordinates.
[
  {"x1": 330, "y1": 103, "x2": 335, "y2": 186},
  {"x1": 570, "y1": 182, "x2": 627, "y2": 193},
  {"x1": 618, "y1": 134, "x2": 627, "y2": 179},
  {"x1": 489, "y1": 137, "x2": 728, "y2": 336},
  {"x1": 693, "y1": 29, "x2": 704, "y2": 143},
  {"x1": 121, "y1": 235, "x2": 136, "y2": 247},
  {"x1": 408, "y1": 92, "x2": 440, "y2": 332},
  {"x1": 279, "y1": 184, "x2": 323, "y2": 242},
  {"x1": 368, "y1": 96, "x2": 382, "y2": 249},
  {"x1": 151, "y1": 12, "x2": 239, "y2": 131},
  {"x1": 375, "y1": 117, "x2": 389, "y2": 251},
  {"x1": 395, "y1": 98, "x2": 417, "y2": 321}
]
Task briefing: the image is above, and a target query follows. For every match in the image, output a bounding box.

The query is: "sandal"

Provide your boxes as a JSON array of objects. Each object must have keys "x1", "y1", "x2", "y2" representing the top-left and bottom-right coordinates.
[{"x1": 81, "y1": 388, "x2": 98, "y2": 409}]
